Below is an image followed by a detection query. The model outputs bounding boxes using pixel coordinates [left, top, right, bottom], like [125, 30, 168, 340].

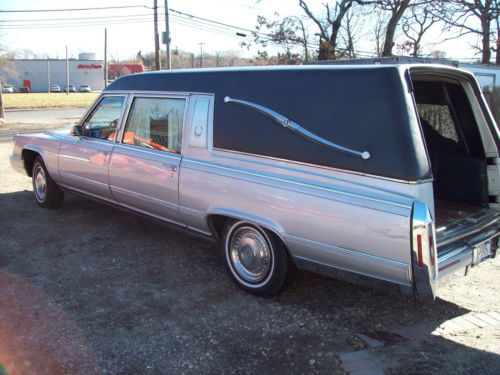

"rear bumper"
[438, 227, 499, 278]
[437, 210, 500, 278]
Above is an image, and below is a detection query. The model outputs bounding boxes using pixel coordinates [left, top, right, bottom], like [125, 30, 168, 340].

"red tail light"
[429, 234, 435, 266]
[417, 234, 423, 269]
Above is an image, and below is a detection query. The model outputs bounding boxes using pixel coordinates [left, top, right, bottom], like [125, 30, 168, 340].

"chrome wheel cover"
[34, 165, 47, 202]
[228, 225, 272, 283]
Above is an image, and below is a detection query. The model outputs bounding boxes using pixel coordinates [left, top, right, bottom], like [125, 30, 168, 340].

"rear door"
[108, 94, 187, 224]
[59, 95, 127, 199]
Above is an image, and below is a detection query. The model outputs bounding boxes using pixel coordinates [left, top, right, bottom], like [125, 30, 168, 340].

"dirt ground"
[0, 117, 499, 374]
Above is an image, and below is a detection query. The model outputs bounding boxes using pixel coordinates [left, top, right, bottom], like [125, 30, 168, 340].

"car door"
[108, 94, 187, 223]
[59, 95, 127, 200]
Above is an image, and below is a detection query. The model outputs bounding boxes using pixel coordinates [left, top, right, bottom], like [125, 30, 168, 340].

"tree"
[0, 44, 16, 120]
[251, 13, 310, 63]
[438, 0, 499, 64]
[400, 4, 440, 56]
[299, 0, 363, 60]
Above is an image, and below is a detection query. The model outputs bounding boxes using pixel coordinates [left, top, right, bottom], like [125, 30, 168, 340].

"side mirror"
[72, 125, 84, 136]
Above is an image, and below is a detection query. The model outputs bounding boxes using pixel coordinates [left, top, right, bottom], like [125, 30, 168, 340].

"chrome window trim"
[117, 93, 189, 155]
[112, 143, 182, 162]
[211, 147, 432, 185]
[104, 89, 208, 97]
[182, 157, 412, 212]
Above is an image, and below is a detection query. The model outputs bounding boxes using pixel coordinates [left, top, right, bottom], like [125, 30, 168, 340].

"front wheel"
[32, 157, 64, 208]
[222, 221, 289, 296]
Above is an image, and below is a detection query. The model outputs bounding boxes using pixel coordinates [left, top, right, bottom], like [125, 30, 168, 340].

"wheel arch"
[21, 146, 44, 177]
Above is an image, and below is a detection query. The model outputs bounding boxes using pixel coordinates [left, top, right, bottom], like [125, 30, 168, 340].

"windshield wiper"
[224, 96, 370, 160]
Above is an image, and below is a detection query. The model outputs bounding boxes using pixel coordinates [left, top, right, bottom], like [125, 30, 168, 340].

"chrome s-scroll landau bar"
[223, 96, 370, 160]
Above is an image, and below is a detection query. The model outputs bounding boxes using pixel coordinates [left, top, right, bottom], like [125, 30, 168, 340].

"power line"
[0, 5, 149, 13]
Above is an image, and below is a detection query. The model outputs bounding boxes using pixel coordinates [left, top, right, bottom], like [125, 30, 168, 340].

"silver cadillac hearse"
[10, 65, 500, 300]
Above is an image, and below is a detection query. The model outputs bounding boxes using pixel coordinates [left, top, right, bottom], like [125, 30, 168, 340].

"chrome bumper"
[437, 225, 499, 278]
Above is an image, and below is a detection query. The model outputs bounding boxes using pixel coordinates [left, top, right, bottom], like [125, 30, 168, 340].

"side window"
[122, 97, 185, 153]
[82, 96, 126, 141]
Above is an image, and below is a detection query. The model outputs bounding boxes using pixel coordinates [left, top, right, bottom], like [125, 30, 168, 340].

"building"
[108, 63, 145, 80]
[8, 53, 105, 92]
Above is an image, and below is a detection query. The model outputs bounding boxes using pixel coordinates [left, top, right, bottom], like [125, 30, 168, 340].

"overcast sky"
[0, 0, 484, 62]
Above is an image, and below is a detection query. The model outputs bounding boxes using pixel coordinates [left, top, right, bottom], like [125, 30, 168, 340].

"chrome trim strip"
[293, 255, 410, 287]
[224, 96, 370, 160]
[285, 234, 408, 268]
[59, 170, 109, 187]
[59, 183, 186, 227]
[112, 143, 182, 161]
[211, 148, 432, 185]
[183, 157, 412, 211]
[110, 185, 179, 211]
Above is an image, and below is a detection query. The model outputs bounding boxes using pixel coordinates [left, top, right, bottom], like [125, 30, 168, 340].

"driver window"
[122, 97, 185, 153]
[82, 96, 126, 141]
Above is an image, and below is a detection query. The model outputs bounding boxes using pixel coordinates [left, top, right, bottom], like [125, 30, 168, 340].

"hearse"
[10, 65, 500, 300]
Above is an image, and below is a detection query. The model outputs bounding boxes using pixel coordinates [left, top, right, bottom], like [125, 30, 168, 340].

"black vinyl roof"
[106, 65, 433, 181]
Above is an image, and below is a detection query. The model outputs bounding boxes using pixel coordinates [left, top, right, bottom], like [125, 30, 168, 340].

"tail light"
[412, 201, 438, 301]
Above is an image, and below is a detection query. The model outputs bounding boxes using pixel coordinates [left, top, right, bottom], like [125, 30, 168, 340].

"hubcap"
[34, 165, 47, 201]
[229, 226, 272, 283]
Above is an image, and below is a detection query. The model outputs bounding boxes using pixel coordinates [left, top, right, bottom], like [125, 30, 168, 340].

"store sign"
[78, 64, 103, 69]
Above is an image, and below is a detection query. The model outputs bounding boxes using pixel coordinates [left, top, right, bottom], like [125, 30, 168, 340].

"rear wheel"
[222, 221, 289, 296]
[32, 157, 64, 208]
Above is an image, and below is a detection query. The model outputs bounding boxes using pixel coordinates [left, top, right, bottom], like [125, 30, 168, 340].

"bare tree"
[340, 3, 369, 58]
[251, 13, 309, 63]
[299, 0, 364, 60]
[438, 0, 499, 64]
[401, 4, 440, 56]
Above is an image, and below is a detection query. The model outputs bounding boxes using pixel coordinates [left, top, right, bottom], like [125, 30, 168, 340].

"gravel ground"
[0, 117, 499, 374]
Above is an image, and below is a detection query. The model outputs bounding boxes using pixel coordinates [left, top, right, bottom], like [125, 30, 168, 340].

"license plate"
[473, 240, 492, 265]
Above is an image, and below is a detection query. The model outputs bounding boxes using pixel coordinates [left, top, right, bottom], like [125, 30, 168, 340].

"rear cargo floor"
[435, 200, 484, 228]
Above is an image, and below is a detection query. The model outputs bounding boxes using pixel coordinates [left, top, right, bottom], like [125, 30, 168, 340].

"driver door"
[59, 95, 127, 200]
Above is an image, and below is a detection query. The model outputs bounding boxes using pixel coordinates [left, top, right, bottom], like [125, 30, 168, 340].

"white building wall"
[10, 59, 104, 92]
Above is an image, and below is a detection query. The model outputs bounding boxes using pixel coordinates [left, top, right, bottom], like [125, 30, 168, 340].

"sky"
[0, 0, 485, 62]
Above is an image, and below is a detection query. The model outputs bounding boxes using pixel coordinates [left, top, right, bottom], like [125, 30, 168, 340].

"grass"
[2, 92, 99, 109]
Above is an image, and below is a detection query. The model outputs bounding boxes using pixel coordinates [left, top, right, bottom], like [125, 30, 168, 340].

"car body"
[50, 85, 61, 93]
[65, 84, 76, 93]
[2, 84, 16, 93]
[10, 65, 500, 300]
[79, 84, 91, 92]
[18, 87, 30, 93]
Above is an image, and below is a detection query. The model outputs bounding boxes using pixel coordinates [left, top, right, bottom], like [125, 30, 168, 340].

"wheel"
[222, 220, 289, 296]
[32, 157, 64, 208]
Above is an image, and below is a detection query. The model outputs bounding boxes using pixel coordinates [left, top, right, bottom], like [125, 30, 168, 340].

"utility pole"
[47, 58, 51, 93]
[216, 53, 220, 67]
[65, 45, 69, 95]
[153, 0, 161, 70]
[104, 28, 108, 88]
[199, 43, 204, 68]
[191, 53, 194, 68]
[164, 0, 171, 70]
